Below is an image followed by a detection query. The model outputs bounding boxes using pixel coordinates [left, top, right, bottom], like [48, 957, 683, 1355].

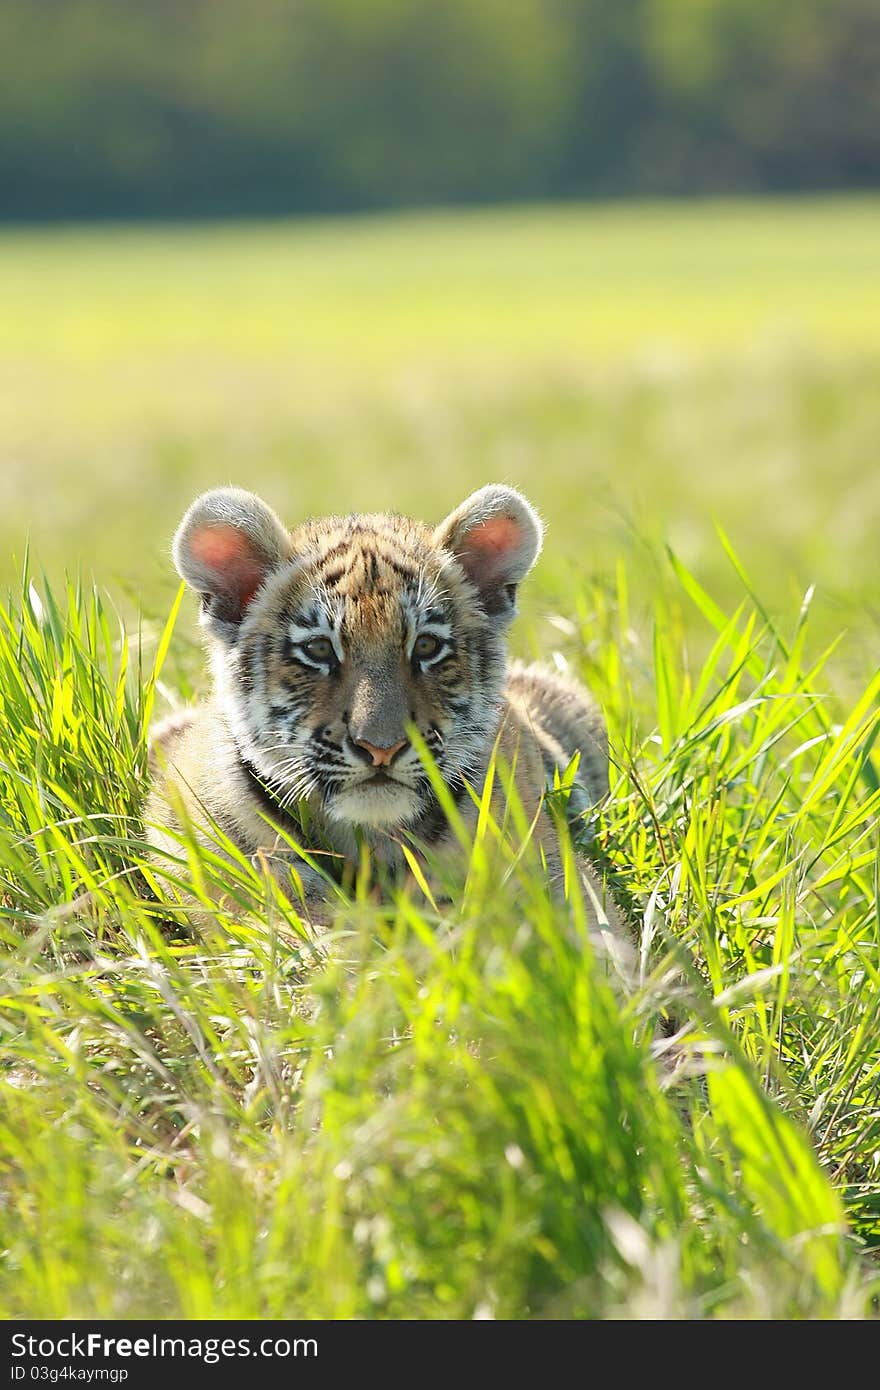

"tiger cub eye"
[303, 636, 335, 662]
[414, 633, 442, 660]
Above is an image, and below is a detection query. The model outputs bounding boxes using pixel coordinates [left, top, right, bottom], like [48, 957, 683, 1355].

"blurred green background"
[3, 0, 878, 216]
[1, 0, 879, 679]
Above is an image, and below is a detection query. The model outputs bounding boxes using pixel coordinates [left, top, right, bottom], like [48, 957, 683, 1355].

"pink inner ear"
[465, 514, 522, 558]
[190, 524, 265, 605]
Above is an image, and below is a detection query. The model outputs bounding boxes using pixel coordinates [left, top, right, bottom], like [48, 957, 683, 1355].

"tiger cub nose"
[353, 737, 408, 768]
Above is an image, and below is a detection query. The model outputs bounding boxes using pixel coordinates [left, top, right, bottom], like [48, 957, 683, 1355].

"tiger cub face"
[173, 485, 543, 834]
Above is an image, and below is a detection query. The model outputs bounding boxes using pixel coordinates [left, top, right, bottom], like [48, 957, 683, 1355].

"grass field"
[3, 197, 880, 657]
[2, 197, 880, 1317]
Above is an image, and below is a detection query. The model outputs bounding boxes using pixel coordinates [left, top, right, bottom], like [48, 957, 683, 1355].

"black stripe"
[410, 774, 468, 845]
[236, 753, 348, 887]
[318, 563, 348, 588]
[238, 755, 305, 834]
[382, 555, 420, 582]
[318, 538, 353, 564]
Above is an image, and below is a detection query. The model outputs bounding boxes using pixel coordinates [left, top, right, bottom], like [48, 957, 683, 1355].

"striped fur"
[145, 486, 631, 971]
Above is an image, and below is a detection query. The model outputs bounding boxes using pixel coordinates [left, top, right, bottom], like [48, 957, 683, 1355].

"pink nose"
[355, 737, 407, 768]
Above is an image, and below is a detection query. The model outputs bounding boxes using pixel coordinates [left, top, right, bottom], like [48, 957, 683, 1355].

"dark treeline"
[2, 0, 878, 221]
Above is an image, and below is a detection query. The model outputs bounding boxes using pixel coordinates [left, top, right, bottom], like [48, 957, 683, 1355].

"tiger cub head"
[172, 485, 543, 834]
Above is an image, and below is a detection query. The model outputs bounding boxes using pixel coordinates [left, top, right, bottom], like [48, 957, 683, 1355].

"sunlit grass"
[0, 548, 877, 1318]
[5, 199, 880, 358]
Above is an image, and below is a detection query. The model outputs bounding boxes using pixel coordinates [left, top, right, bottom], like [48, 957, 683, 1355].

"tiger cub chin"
[145, 483, 630, 969]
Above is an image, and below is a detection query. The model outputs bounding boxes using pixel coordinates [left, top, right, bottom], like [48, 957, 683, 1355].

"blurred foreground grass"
[1, 556, 877, 1317]
[2, 196, 879, 682]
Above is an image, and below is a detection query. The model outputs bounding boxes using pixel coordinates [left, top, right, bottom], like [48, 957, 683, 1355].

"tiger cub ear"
[173, 488, 291, 637]
[434, 484, 543, 622]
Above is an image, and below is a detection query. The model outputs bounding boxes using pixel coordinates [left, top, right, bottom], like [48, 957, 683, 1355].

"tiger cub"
[146, 484, 630, 968]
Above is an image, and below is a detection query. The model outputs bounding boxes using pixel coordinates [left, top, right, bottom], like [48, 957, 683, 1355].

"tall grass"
[0, 545, 876, 1318]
